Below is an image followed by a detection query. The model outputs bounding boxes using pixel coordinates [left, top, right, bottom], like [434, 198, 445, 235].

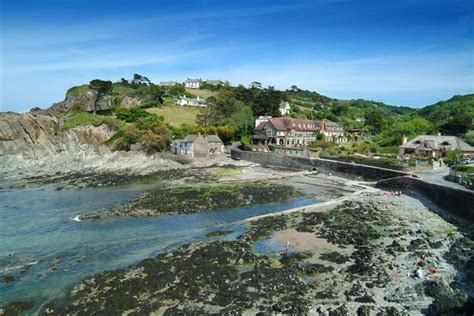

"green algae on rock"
[82, 181, 301, 219]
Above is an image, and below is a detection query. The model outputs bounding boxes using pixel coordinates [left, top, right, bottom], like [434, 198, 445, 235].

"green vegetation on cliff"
[55, 75, 474, 154]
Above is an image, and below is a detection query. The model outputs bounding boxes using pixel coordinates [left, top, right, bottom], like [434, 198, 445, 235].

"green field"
[185, 88, 217, 98]
[147, 106, 200, 127]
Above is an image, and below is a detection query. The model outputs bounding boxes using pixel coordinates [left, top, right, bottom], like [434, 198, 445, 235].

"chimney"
[402, 135, 407, 145]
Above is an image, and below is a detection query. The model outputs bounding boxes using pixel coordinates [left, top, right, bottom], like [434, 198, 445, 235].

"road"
[414, 167, 471, 191]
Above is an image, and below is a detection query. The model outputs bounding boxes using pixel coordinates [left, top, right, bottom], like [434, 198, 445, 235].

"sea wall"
[231, 148, 474, 222]
[376, 176, 474, 222]
[231, 148, 408, 181]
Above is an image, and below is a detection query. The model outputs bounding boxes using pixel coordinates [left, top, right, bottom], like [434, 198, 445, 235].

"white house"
[323, 121, 346, 143]
[255, 115, 273, 128]
[279, 101, 291, 116]
[177, 96, 207, 107]
[184, 78, 202, 89]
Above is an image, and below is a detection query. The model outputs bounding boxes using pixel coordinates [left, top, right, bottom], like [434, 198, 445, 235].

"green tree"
[89, 79, 113, 115]
[464, 130, 474, 146]
[364, 109, 387, 133]
[444, 149, 462, 165]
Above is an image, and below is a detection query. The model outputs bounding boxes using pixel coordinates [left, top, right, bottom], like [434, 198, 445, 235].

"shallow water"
[0, 180, 319, 310]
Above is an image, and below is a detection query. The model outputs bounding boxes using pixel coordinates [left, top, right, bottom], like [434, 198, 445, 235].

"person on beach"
[408, 265, 425, 279]
[415, 266, 424, 278]
[417, 251, 427, 266]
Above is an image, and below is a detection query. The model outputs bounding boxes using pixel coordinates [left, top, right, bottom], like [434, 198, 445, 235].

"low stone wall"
[376, 176, 474, 222]
[231, 148, 408, 181]
[232, 148, 474, 222]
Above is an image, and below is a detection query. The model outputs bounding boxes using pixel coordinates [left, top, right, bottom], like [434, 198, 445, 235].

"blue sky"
[1, 0, 473, 112]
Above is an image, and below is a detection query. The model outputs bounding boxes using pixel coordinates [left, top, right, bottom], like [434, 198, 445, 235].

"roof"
[279, 101, 290, 109]
[206, 80, 225, 85]
[205, 134, 222, 143]
[324, 121, 342, 128]
[183, 135, 198, 142]
[184, 78, 202, 83]
[255, 118, 323, 132]
[400, 135, 474, 152]
[181, 134, 222, 143]
[178, 96, 206, 103]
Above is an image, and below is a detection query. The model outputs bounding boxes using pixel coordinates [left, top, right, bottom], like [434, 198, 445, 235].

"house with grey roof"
[399, 135, 474, 158]
[323, 121, 346, 143]
[171, 133, 224, 158]
[159, 81, 179, 86]
[205, 79, 228, 86]
[279, 101, 291, 116]
[184, 78, 202, 89]
[177, 96, 207, 107]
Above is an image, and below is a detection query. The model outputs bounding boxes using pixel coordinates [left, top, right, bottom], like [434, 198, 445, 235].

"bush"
[116, 108, 150, 122]
[444, 149, 462, 165]
[240, 135, 250, 145]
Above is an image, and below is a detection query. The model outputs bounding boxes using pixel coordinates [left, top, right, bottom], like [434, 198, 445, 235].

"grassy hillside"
[418, 94, 474, 135]
[146, 106, 200, 127]
[185, 88, 217, 98]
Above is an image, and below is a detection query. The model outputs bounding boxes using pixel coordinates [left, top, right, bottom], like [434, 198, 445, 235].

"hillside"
[13, 75, 472, 153]
[418, 94, 474, 136]
[146, 106, 199, 127]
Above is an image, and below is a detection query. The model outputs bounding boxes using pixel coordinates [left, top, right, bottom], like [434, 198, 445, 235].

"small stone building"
[171, 133, 224, 158]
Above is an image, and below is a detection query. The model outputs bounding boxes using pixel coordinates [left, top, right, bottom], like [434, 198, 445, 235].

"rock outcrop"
[49, 85, 114, 114]
[0, 112, 112, 159]
[0, 111, 119, 177]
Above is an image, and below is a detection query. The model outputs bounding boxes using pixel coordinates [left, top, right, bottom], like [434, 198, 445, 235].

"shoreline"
[1, 166, 473, 315]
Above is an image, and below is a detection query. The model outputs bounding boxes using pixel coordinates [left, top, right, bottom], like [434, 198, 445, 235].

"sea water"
[0, 180, 318, 310]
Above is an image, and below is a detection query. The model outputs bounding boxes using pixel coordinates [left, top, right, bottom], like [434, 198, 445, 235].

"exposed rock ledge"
[0, 111, 183, 179]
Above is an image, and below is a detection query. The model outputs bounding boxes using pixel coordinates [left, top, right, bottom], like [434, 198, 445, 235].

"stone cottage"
[399, 135, 474, 158]
[171, 133, 224, 158]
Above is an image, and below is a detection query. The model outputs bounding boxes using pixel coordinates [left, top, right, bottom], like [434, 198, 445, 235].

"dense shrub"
[116, 108, 150, 122]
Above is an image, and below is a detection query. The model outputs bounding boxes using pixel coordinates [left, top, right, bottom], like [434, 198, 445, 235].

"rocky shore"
[81, 181, 301, 219]
[20, 192, 472, 315]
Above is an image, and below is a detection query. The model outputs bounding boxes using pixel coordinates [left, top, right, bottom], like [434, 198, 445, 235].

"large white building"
[251, 118, 345, 150]
[184, 78, 202, 89]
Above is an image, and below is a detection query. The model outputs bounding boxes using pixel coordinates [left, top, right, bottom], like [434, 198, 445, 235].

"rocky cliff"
[0, 111, 116, 177]
[49, 85, 114, 114]
[0, 111, 111, 158]
[0, 110, 185, 179]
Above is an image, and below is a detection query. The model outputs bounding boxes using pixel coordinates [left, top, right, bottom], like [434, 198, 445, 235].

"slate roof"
[255, 118, 323, 132]
[279, 101, 290, 109]
[205, 135, 223, 143]
[184, 78, 202, 83]
[180, 134, 222, 144]
[324, 121, 342, 128]
[400, 135, 474, 152]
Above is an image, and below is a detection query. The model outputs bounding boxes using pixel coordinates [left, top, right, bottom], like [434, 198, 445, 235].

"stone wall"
[231, 148, 473, 222]
[376, 176, 474, 222]
[231, 148, 408, 181]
